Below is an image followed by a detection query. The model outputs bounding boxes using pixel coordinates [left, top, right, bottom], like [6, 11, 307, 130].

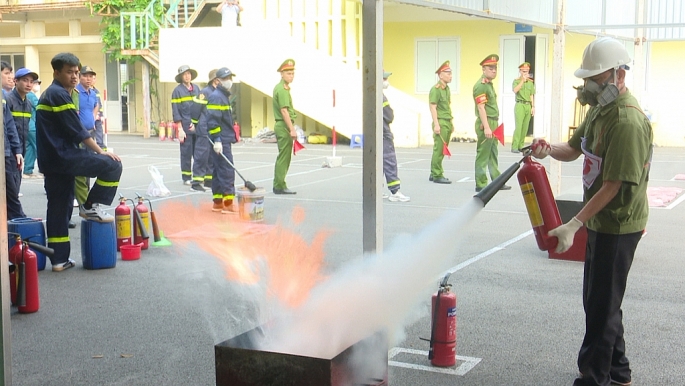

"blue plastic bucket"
[81, 219, 117, 270]
[8, 218, 47, 271]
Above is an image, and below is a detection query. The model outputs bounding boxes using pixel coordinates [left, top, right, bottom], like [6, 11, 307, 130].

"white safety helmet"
[574, 37, 632, 79]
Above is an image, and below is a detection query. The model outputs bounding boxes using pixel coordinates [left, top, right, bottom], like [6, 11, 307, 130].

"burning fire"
[157, 201, 329, 307]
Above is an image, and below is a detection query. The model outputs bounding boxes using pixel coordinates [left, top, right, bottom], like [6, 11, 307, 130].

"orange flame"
[157, 201, 329, 308]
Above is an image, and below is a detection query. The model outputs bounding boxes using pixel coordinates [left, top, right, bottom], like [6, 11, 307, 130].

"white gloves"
[213, 141, 223, 154]
[548, 217, 583, 254]
[531, 138, 551, 159]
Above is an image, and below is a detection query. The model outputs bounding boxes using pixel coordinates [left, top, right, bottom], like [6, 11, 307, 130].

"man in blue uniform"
[6, 68, 37, 206]
[171, 65, 200, 185]
[36, 53, 122, 272]
[2, 87, 25, 220]
[381, 71, 409, 202]
[189, 69, 219, 192]
[206, 67, 238, 213]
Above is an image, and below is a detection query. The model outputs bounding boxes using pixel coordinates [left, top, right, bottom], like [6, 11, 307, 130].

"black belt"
[516, 100, 531, 105]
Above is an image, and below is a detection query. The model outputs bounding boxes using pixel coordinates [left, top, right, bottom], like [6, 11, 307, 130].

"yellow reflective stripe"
[94, 179, 119, 188]
[171, 96, 194, 103]
[388, 180, 400, 187]
[191, 119, 198, 124]
[37, 103, 76, 112]
[383, 101, 389, 107]
[206, 104, 230, 111]
[47, 236, 70, 243]
[192, 176, 203, 182]
[192, 97, 208, 105]
[181, 171, 192, 176]
[223, 194, 235, 200]
[213, 194, 223, 200]
[204, 175, 212, 180]
[208, 127, 221, 135]
[11, 111, 32, 118]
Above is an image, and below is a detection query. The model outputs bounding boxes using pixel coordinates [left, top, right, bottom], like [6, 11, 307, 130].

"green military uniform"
[512, 62, 536, 151]
[428, 61, 453, 182]
[473, 54, 502, 190]
[272, 59, 297, 192]
[72, 88, 89, 205]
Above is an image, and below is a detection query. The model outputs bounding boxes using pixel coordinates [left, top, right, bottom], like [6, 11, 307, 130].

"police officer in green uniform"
[531, 37, 653, 386]
[473, 54, 510, 192]
[272, 59, 297, 194]
[512, 62, 535, 152]
[428, 60, 453, 184]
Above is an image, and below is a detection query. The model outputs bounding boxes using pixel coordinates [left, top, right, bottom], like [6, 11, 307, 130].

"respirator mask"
[221, 79, 233, 90]
[576, 69, 619, 107]
[382, 80, 389, 90]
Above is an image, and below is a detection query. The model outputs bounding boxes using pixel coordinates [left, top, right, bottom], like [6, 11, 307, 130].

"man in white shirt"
[216, 0, 243, 27]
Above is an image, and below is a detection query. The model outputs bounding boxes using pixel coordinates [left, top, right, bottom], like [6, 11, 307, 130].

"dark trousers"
[6, 156, 25, 220]
[192, 134, 213, 185]
[211, 142, 235, 201]
[44, 151, 122, 265]
[94, 119, 105, 148]
[180, 127, 196, 181]
[574, 230, 642, 386]
[383, 135, 400, 194]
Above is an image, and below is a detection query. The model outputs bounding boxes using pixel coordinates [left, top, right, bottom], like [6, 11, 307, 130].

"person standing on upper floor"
[272, 59, 297, 195]
[216, 0, 243, 27]
[1, 61, 14, 93]
[24, 79, 41, 178]
[428, 61, 454, 185]
[207, 67, 238, 214]
[171, 65, 201, 186]
[189, 69, 220, 192]
[2, 83, 25, 220]
[531, 37, 653, 386]
[36, 52, 122, 272]
[511, 62, 536, 153]
[473, 54, 510, 193]
[381, 70, 410, 202]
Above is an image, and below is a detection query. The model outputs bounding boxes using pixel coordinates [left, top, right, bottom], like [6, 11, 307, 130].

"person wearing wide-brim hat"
[512, 61, 536, 153]
[171, 64, 200, 185]
[473, 54, 510, 192]
[188, 68, 221, 193]
[428, 60, 454, 184]
[272, 59, 297, 195]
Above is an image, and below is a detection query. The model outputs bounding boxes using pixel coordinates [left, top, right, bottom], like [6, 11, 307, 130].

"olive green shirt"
[273, 80, 297, 122]
[473, 75, 498, 118]
[512, 78, 535, 102]
[569, 90, 653, 234]
[428, 82, 452, 120]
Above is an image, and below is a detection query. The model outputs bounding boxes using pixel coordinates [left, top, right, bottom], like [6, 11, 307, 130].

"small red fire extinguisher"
[115, 195, 132, 251]
[233, 122, 241, 142]
[428, 273, 457, 367]
[517, 155, 562, 251]
[158, 121, 166, 141]
[8, 234, 52, 314]
[167, 121, 175, 140]
[132, 193, 150, 250]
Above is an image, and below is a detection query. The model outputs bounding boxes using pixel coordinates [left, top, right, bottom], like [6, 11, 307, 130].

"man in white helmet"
[531, 37, 653, 386]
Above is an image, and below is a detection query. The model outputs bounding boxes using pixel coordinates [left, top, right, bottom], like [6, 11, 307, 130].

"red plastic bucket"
[120, 243, 141, 261]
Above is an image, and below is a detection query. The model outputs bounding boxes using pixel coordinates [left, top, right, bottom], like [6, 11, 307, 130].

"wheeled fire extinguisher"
[158, 121, 167, 141]
[132, 193, 150, 250]
[233, 122, 241, 142]
[516, 155, 562, 251]
[8, 234, 53, 314]
[428, 273, 457, 367]
[115, 195, 132, 251]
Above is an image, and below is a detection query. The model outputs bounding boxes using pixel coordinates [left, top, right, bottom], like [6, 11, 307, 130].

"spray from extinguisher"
[427, 273, 457, 367]
[115, 194, 132, 251]
[132, 193, 150, 250]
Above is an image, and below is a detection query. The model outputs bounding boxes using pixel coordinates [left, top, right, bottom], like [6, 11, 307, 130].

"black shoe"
[475, 187, 483, 192]
[500, 185, 512, 191]
[190, 183, 206, 192]
[273, 188, 297, 195]
[428, 175, 434, 182]
[68, 220, 76, 229]
[433, 177, 452, 184]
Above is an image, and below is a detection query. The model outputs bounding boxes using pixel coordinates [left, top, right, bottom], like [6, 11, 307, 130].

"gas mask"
[221, 79, 233, 90]
[382, 80, 389, 90]
[576, 69, 619, 107]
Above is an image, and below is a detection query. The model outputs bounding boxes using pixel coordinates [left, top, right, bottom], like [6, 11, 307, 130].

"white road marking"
[443, 230, 533, 276]
[388, 347, 482, 376]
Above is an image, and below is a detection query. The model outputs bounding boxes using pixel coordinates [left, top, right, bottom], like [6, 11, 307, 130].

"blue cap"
[216, 67, 235, 79]
[14, 68, 38, 81]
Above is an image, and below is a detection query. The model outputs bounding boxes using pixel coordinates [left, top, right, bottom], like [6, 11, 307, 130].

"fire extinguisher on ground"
[132, 193, 150, 250]
[115, 195, 132, 251]
[158, 121, 166, 141]
[233, 122, 241, 142]
[516, 154, 562, 251]
[167, 121, 175, 140]
[428, 273, 457, 367]
[8, 234, 54, 314]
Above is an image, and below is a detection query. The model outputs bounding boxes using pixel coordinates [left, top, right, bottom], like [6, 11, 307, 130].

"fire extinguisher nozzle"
[474, 159, 524, 206]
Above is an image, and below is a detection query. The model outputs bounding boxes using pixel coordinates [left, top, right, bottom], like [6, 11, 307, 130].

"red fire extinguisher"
[158, 121, 166, 141]
[517, 155, 562, 251]
[8, 234, 50, 314]
[428, 273, 457, 367]
[167, 121, 175, 140]
[233, 122, 241, 142]
[132, 194, 150, 250]
[115, 195, 132, 251]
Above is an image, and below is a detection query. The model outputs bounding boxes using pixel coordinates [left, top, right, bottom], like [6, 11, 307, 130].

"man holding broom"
[428, 60, 453, 184]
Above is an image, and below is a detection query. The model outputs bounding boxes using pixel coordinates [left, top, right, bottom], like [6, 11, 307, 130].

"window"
[415, 38, 460, 94]
[0, 54, 25, 71]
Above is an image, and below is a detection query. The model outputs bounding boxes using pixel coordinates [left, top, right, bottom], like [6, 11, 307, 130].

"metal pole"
[361, 0, 383, 255]
[1, 93, 13, 385]
[549, 0, 566, 195]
